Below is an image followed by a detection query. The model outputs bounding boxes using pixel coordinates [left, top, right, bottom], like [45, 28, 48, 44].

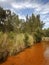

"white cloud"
[11, 1, 49, 15]
[0, 0, 49, 28]
[0, 0, 6, 2]
[19, 15, 26, 20]
[11, 1, 49, 24]
[10, 8, 26, 20]
[0, 0, 49, 15]
[39, 3, 49, 14]
[11, 2, 41, 9]
[44, 17, 49, 22]
[11, 3, 24, 9]
[44, 22, 49, 28]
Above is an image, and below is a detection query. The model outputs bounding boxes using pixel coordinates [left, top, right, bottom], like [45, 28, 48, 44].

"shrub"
[28, 35, 34, 46]
[16, 33, 25, 52]
[24, 33, 34, 47]
[8, 33, 25, 55]
[0, 32, 34, 56]
[24, 33, 29, 47]
[0, 32, 3, 47]
[8, 32, 15, 39]
[33, 27, 42, 43]
[0, 50, 9, 63]
[6, 32, 16, 56]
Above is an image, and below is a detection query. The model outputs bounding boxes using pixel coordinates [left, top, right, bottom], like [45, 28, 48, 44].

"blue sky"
[0, 0, 49, 28]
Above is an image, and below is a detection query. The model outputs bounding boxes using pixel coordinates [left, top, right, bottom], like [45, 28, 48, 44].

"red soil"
[0, 43, 49, 65]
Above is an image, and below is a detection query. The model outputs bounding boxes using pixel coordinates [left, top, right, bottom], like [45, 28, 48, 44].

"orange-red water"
[0, 42, 49, 65]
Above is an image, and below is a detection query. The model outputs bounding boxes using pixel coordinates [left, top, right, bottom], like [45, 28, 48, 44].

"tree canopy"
[0, 7, 46, 42]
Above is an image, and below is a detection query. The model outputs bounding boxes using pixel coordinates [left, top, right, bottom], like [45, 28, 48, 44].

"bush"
[8, 33, 25, 55]
[33, 27, 42, 43]
[6, 32, 16, 56]
[16, 33, 25, 52]
[8, 32, 16, 39]
[24, 33, 29, 47]
[24, 33, 34, 47]
[0, 32, 3, 47]
[0, 50, 9, 63]
[0, 32, 34, 56]
[28, 35, 34, 46]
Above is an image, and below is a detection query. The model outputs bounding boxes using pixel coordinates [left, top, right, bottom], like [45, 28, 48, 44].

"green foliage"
[0, 7, 45, 58]
[16, 33, 25, 50]
[24, 33, 30, 47]
[0, 32, 3, 48]
[0, 7, 44, 34]
[33, 27, 43, 43]
[24, 33, 34, 47]
[43, 28, 49, 37]
[8, 32, 15, 39]
[0, 7, 6, 19]
[28, 35, 34, 46]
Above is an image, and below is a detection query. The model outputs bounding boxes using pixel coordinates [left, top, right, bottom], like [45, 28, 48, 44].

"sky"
[0, 0, 49, 28]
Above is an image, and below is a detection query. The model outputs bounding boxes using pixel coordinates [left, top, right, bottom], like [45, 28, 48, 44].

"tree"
[11, 13, 21, 32]
[33, 27, 43, 43]
[43, 28, 49, 37]
[0, 7, 12, 32]
[0, 7, 6, 32]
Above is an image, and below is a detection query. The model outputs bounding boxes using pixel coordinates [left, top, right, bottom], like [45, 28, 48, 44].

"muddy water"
[0, 42, 49, 65]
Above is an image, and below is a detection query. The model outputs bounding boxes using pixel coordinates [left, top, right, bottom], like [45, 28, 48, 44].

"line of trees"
[1, 7, 49, 41]
[0, 7, 45, 42]
[0, 7, 49, 42]
[0, 7, 49, 62]
[0, 7, 44, 32]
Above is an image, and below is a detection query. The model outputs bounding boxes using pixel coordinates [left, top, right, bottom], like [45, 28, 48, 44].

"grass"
[0, 32, 34, 56]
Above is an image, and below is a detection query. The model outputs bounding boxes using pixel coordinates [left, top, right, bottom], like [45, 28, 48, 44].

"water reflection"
[44, 42, 49, 59]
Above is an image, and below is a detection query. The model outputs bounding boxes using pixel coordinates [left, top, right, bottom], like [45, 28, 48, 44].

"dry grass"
[0, 32, 34, 56]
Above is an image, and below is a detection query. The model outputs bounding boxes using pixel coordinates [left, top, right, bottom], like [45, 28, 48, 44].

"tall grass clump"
[0, 32, 8, 50]
[15, 33, 25, 52]
[24, 33, 34, 47]
[0, 32, 34, 56]
[24, 33, 29, 47]
[28, 35, 34, 46]
[0, 32, 3, 48]
[0, 32, 9, 63]
[6, 32, 16, 55]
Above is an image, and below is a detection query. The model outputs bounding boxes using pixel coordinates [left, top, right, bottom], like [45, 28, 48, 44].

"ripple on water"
[44, 47, 49, 60]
